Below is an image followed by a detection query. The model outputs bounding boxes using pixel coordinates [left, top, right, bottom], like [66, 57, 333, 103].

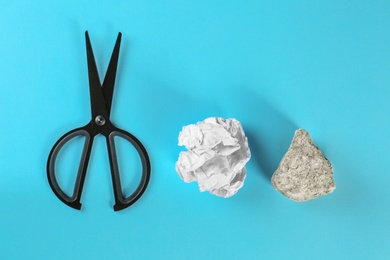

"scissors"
[47, 31, 151, 211]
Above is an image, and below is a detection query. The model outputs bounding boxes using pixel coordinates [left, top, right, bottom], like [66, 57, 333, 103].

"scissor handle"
[106, 128, 151, 211]
[47, 125, 150, 211]
[47, 127, 93, 210]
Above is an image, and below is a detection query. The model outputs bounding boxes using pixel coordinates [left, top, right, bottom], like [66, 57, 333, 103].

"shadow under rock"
[236, 89, 298, 181]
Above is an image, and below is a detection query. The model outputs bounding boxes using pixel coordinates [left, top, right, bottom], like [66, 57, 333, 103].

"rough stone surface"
[271, 129, 335, 202]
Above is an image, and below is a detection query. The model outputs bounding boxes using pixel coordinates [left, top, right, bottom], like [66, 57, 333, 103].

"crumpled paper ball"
[175, 117, 251, 198]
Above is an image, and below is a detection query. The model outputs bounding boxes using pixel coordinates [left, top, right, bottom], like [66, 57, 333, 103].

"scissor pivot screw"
[95, 115, 106, 126]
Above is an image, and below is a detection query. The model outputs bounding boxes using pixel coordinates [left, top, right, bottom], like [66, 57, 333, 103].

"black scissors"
[47, 31, 151, 211]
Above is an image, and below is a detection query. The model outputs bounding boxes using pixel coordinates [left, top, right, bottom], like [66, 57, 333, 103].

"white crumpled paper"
[175, 117, 251, 198]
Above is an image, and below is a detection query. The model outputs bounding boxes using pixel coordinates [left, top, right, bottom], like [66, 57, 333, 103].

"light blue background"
[1, 1, 389, 259]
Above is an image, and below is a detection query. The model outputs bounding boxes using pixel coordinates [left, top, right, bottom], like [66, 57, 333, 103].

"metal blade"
[102, 32, 122, 117]
[85, 31, 109, 120]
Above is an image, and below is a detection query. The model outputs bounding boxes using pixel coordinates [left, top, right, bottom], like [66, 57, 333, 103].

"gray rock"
[271, 129, 335, 202]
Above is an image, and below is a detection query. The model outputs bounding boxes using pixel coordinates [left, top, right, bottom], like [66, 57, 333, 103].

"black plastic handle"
[47, 128, 92, 210]
[107, 129, 151, 211]
[47, 126, 150, 211]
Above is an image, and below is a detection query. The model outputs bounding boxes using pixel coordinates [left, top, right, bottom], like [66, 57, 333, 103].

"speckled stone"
[271, 129, 335, 202]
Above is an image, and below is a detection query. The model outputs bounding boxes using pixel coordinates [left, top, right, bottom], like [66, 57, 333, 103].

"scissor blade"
[102, 32, 122, 117]
[85, 31, 108, 119]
